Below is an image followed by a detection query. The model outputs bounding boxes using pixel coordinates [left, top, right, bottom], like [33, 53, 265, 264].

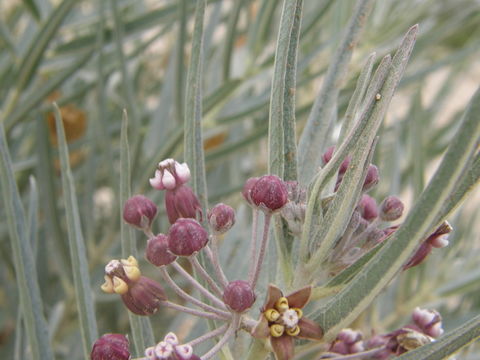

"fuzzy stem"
[187, 323, 229, 346]
[247, 209, 259, 280]
[189, 255, 224, 297]
[249, 213, 272, 289]
[316, 347, 385, 360]
[159, 300, 227, 321]
[143, 228, 154, 239]
[171, 261, 227, 310]
[200, 314, 240, 360]
[205, 242, 229, 288]
[159, 267, 231, 318]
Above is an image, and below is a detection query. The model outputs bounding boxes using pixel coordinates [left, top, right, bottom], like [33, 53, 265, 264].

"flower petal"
[286, 285, 312, 309]
[297, 318, 323, 340]
[251, 317, 270, 339]
[263, 284, 283, 311]
[271, 335, 294, 360]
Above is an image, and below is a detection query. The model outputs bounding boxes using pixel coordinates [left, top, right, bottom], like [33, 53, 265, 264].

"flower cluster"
[93, 157, 449, 360]
[322, 307, 444, 359]
[101, 256, 167, 315]
[144, 333, 199, 360]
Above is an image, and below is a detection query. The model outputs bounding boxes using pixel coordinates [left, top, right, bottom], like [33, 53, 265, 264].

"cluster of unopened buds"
[321, 307, 444, 359]
[92, 158, 449, 360]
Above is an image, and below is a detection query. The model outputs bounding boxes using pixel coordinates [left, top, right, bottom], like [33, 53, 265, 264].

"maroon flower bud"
[121, 276, 167, 316]
[330, 329, 364, 355]
[322, 146, 351, 174]
[242, 177, 259, 206]
[223, 280, 256, 312]
[250, 175, 288, 212]
[146, 234, 177, 266]
[357, 194, 378, 221]
[164, 185, 202, 224]
[123, 195, 157, 230]
[91, 334, 130, 360]
[379, 196, 404, 221]
[168, 218, 208, 256]
[403, 242, 432, 270]
[322, 146, 335, 165]
[362, 165, 379, 191]
[208, 203, 235, 234]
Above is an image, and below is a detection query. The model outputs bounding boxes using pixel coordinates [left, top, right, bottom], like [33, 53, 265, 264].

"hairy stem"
[171, 261, 227, 310]
[249, 213, 272, 289]
[189, 255, 224, 297]
[187, 324, 229, 346]
[159, 267, 230, 318]
[159, 300, 228, 321]
[248, 209, 260, 280]
[200, 314, 240, 360]
[205, 242, 229, 288]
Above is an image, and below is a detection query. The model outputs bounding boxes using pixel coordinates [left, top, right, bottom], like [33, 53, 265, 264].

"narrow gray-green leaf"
[22, 0, 42, 21]
[175, 0, 187, 124]
[268, 0, 297, 177]
[396, 314, 480, 360]
[111, 0, 140, 150]
[6, 50, 93, 131]
[306, 137, 378, 277]
[297, 0, 374, 184]
[15, 0, 76, 92]
[297, 54, 391, 264]
[53, 103, 98, 357]
[222, 0, 243, 81]
[338, 52, 376, 143]
[184, 0, 208, 214]
[314, 83, 480, 339]
[283, 0, 303, 182]
[120, 111, 155, 354]
[27, 176, 39, 256]
[0, 122, 54, 360]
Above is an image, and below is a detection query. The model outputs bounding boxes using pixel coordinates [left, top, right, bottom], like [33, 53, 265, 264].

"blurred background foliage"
[0, 0, 479, 358]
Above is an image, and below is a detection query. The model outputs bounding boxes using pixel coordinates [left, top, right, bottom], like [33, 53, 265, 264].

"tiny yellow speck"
[375, 93, 381, 100]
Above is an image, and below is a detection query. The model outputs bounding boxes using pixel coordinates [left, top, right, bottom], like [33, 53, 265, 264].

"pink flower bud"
[362, 165, 379, 191]
[146, 234, 177, 266]
[91, 334, 130, 360]
[123, 195, 157, 230]
[208, 203, 235, 234]
[242, 177, 259, 206]
[223, 280, 256, 312]
[167, 218, 208, 256]
[412, 308, 443, 338]
[379, 196, 404, 221]
[150, 159, 191, 191]
[357, 194, 378, 221]
[121, 276, 167, 316]
[250, 175, 288, 212]
[164, 185, 202, 224]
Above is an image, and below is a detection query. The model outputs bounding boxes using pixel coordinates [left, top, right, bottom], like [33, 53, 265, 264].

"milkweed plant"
[0, 0, 479, 360]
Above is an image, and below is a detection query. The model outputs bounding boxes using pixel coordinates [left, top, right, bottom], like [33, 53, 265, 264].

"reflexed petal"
[264, 284, 283, 310]
[251, 317, 270, 339]
[297, 318, 323, 340]
[271, 335, 294, 360]
[286, 286, 312, 309]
